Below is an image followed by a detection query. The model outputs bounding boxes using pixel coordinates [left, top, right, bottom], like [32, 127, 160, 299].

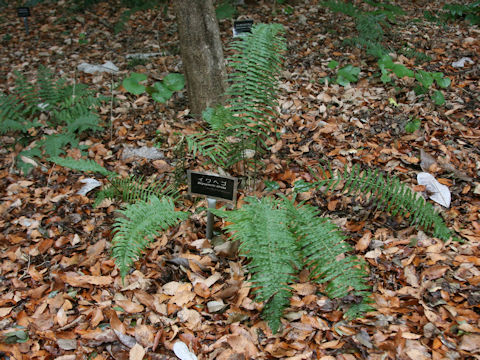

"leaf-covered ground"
[0, 1, 479, 359]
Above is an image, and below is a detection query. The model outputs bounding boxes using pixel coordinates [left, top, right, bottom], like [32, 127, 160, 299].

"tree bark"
[173, 0, 226, 117]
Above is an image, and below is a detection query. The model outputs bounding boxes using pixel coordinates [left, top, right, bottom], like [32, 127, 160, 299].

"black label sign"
[188, 171, 238, 203]
[17, 7, 31, 17]
[233, 19, 253, 37]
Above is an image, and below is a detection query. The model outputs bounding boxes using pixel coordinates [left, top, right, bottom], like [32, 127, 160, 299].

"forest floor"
[0, 0, 479, 359]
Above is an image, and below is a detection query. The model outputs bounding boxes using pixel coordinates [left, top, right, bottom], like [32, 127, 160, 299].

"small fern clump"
[112, 195, 188, 279]
[50, 156, 186, 279]
[50, 157, 177, 206]
[0, 67, 104, 173]
[94, 175, 178, 207]
[215, 197, 371, 333]
[310, 163, 454, 241]
[187, 23, 286, 171]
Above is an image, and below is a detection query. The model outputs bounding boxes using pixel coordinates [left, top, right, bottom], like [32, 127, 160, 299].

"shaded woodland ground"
[0, 0, 479, 359]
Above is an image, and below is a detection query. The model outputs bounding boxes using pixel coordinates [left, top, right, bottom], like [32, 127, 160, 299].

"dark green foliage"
[443, 1, 480, 24]
[187, 24, 286, 171]
[227, 23, 286, 147]
[321, 0, 407, 57]
[399, 46, 432, 64]
[50, 156, 115, 177]
[216, 0, 237, 20]
[286, 201, 372, 319]
[95, 175, 179, 206]
[215, 197, 371, 333]
[0, 67, 104, 173]
[112, 196, 188, 279]
[311, 163, 454, 241]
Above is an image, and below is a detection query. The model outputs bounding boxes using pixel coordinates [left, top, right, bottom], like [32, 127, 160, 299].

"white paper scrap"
[77, 178, 102, 196]
[417, 172, 451, 208]
[452, 57, 474, 68]
[173, 341, 198, 360]
[77, 61, 119, 74]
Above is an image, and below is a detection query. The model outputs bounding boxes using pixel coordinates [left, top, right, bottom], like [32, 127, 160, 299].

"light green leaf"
[151, 82, 173, 103]
[163, 73, 185, 92]
[377, 55, 394, 68]
[327, 60, 339, 69]
[392, 64, 414, 78]
[336, 65, 360, 86]
[380, 72, 392, 83]
[432, 90, 445, 105]
[122, 73, 147, 95]
[415, 70, 434, 88]
[405, 118, 421, 133]
[436, 77, 451, 88]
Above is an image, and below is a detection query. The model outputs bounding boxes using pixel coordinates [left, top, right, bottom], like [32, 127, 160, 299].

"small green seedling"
[122, 72, 185, 103]
[336, 64, 360, 86]
[405, 117, 421, 133]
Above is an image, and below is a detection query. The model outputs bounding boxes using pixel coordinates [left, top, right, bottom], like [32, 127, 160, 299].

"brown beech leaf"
[177, 308, 202, 331]
[226, 334, 258, 358]
[459, 334, 480, 352]
[129, 343, 146, 360]
[61, 272, 113, 287]
[355, 230, 372, 251]
[116, 299, 144, 313]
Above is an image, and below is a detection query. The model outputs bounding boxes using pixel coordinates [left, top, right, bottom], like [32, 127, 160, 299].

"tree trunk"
[173, 0, 226, 117]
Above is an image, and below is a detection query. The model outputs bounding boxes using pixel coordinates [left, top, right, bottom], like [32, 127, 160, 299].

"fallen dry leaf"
[129, 343, 146, 360]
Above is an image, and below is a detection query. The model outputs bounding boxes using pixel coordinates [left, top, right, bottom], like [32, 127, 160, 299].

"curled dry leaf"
[129, 343, 146, 360]
[417, 172, 451, 208]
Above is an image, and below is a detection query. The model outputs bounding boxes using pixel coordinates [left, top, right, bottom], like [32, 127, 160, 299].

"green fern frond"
[228, 23, 285, 135]
[112, 195, 188, 279]
[288, 202, 371, 300]
[1, 67, 104, 172]
[188, 23, 286, 172]
[217, 197, 300, 333]
[37, 66, 63, 108]
[186, 132, 231, 168]
[215, 196, 371, 333]
[100, 175, 179, 204]
[39, 133, 78, 157]
[312, 163, 454, 241]
[13, 71, 38, 111]
[50, 156, 115, 177]
[65, 114, 103, 134]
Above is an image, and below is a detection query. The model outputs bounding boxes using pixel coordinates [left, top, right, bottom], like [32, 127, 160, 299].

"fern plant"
[50, 156, 185, 278]
[94, 175, 178, 207]
[187, 23, 286, 172]
[112, 195, 188, 279]
[308, 162, 454, 241]
[214, 196, 371, 333]
[50, 156, 178, 206]
[0, 66, 104, 173]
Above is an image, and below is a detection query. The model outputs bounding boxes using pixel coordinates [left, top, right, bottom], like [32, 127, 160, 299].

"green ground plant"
[0, 66, 105, 173]
[50, 156, 182, 279]
[187, 23, 286, 173]
[425, 1, 480, 25]
[51, 156, 456, 333]
[304, 162, 454, 241]
[122, 72, 185, 103]
[214, 196, 372, 333]
[321, 1, 450, 105]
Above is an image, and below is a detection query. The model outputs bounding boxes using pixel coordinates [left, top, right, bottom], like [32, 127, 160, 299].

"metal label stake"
[206, 198, 217, 240]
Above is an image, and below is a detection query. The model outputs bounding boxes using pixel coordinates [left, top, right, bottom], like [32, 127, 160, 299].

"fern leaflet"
[112, 196, 188, 279]
[311, 163, 454, 241]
